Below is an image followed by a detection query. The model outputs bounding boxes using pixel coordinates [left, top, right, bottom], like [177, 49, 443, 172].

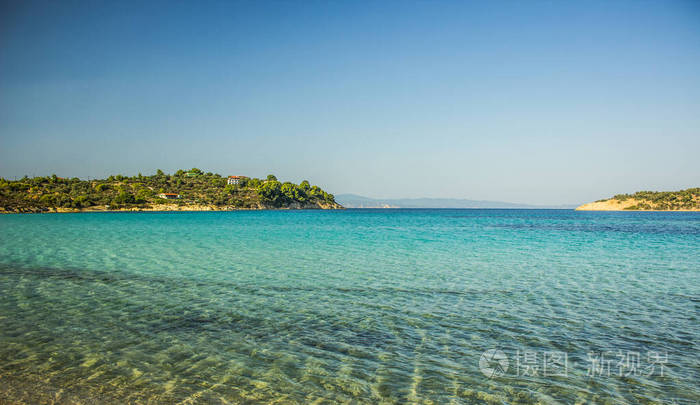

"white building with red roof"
[227, 176, 248, 185]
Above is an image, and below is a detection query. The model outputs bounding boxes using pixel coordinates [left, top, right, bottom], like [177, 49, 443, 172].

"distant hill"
[576, 188, 700, 211]
[0, 169, 342, 213]
[335, 194, 576, 209]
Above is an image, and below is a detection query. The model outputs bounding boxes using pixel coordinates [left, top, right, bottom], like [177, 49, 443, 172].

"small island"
[576, 188, 700, 211]
[0, 169, 343, 213]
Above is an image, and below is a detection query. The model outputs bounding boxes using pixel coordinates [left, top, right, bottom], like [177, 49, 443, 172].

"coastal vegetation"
[576, 188, 700, 211]
[0, 169, 341, 213]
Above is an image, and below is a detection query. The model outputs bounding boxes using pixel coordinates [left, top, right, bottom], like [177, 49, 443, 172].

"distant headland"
[576, 188, 700, 211]
[335, 194, 577, 209]
[0, 169, 342, 213]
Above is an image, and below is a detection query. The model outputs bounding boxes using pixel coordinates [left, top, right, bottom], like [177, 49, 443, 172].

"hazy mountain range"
[335, 194, 578, 209]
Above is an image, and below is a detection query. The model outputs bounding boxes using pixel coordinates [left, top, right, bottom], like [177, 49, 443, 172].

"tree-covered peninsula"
[576, 188, 700, 211]
[0, 169, 342, 213]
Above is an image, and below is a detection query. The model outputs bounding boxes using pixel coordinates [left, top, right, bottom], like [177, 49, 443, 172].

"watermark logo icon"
[479, 349, 509, 378]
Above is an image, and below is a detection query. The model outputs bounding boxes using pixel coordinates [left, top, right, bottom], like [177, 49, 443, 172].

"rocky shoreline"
[0, 201, 343, 214]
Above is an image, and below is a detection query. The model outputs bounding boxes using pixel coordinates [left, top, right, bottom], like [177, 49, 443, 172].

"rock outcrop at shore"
[0, 201, 343, 214]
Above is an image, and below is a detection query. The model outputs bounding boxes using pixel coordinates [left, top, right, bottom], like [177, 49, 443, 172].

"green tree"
[281, 182, 296, 202]
[39, 194, 56, 206]
[248, 178, 261, 188]
[259, 180, 283, 206]
[73, 195, 92, 208]
[113, 190, 136, 204]
[135, 188, 152, 203]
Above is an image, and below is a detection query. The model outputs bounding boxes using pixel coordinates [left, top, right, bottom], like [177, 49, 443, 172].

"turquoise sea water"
[0, 209, 698, 404]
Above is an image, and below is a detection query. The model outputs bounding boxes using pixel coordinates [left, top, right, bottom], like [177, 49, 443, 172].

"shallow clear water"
[0, 209, 698, 404]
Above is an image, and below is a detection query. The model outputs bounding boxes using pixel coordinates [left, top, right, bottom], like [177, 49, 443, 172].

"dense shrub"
[0, 170, 338, 211]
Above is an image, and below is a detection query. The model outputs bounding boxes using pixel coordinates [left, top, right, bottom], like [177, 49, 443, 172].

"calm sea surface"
[0, 209, 698, 404]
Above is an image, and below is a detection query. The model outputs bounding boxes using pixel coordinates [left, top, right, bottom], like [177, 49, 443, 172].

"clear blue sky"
[1, 0, 699, 205]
